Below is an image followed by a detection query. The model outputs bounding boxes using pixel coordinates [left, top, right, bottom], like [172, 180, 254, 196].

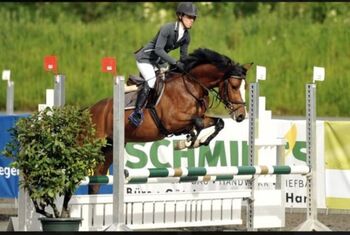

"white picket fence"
[70, 189, 284, 231]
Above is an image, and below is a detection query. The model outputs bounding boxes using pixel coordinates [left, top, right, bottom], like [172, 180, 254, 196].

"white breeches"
[136, 61, 157, 88]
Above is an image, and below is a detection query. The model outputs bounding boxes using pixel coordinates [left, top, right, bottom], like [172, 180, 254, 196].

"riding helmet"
[176, 2, 198, 17]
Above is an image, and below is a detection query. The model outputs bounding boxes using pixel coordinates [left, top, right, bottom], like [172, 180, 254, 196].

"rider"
[128, 2, 198, 127]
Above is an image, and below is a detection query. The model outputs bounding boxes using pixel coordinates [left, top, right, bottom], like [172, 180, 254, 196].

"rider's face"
[181, 14, 196, 29]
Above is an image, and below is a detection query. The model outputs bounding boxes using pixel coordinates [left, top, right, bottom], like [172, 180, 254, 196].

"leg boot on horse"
[128, 83, 151, 127]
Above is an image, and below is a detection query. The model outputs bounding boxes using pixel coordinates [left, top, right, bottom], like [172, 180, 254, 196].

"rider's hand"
[176, 61, 185, 72]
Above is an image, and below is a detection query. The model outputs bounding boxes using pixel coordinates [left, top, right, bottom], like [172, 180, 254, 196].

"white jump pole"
[112, 75, 126, 230]
[295, 67, 330, 231]
[2, 70, 14, 114]
[53, 74, 65, 107]
[102, 57, 127, 230]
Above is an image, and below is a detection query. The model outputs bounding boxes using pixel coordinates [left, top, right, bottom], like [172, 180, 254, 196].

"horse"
[88, 48, 253, 194]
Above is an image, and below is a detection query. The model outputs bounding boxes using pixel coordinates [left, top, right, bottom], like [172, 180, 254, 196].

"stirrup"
[128, 110, 144, 127]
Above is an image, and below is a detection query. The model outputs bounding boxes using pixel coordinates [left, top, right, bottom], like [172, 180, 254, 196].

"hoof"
[173, 140, 201, 150]
[191, 139, 201, 148]
[173, 140, 188, 150]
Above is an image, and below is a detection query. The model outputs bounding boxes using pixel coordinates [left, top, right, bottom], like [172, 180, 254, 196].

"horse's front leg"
[198, 116, 224, 146]
[174, 116, 223, 150]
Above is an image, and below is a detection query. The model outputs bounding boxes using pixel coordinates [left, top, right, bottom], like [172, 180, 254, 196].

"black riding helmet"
[176, 2, 198, 18]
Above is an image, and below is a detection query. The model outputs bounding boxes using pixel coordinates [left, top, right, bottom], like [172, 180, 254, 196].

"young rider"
[128, 2, 198, 127]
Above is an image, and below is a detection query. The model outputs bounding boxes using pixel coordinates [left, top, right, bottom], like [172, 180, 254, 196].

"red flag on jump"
[101, 57, 117, 75]
[44, 55, 58, 74]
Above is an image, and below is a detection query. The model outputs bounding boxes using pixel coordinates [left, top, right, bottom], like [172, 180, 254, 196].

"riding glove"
[176, 61, 185, 71]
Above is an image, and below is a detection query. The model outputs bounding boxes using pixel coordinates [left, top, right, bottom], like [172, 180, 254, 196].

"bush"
[2, 106, 106, 218]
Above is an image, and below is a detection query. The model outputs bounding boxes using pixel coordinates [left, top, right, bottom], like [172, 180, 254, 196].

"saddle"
[124, 70, 167, 110]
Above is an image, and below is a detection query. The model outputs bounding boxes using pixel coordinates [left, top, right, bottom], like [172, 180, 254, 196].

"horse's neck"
[164, 71, 181, 82]
[186, 65, 221, 89]
[163, 73, 209, 101]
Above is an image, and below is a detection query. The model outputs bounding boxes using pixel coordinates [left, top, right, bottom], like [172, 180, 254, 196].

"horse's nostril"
[236, 114, 245, 122]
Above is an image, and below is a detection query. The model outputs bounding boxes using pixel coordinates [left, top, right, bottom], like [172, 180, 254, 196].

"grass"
[0, 3, 349, 117]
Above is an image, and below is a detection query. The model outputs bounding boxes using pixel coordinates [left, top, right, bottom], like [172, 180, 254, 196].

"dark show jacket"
[134, 21, 190, 66]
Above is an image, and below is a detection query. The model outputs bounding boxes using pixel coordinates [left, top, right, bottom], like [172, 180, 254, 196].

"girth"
[148, 107, 190, 137]
[148, 107, 171, 137]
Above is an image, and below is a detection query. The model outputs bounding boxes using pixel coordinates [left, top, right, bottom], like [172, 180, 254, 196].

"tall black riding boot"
[128, 83, 151, 127]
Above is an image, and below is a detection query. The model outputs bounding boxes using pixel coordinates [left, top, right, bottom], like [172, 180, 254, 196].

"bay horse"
[88, 48, 252, 194]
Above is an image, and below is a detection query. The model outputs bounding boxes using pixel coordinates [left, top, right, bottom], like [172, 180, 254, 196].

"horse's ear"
[242, 62, 254, 71]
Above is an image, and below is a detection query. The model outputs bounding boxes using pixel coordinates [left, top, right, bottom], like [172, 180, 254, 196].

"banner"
[2, 115, 349, 210]
[324, 121, 350, 209]
[0, 114, 29, 198]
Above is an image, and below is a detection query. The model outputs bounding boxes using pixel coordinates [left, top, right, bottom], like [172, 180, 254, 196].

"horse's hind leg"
[88, 146, 113, 194]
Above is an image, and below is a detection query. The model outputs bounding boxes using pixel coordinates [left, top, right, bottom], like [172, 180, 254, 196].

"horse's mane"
[181, 48, 237, 71]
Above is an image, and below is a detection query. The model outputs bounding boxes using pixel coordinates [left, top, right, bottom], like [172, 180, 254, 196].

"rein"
[182, 75, 209, 110]
[180, 70, 246, 112]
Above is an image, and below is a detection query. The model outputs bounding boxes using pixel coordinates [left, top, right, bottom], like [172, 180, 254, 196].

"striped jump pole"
[124, 165, 310, 179]
[80, 165, 310, 185]
[80, 174, 253, 185]
[125, 165, 309, 184]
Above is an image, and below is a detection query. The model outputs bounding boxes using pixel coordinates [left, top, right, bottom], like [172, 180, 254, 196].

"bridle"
[221, 74, 247, 114]
[180, 68, 247, 114]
